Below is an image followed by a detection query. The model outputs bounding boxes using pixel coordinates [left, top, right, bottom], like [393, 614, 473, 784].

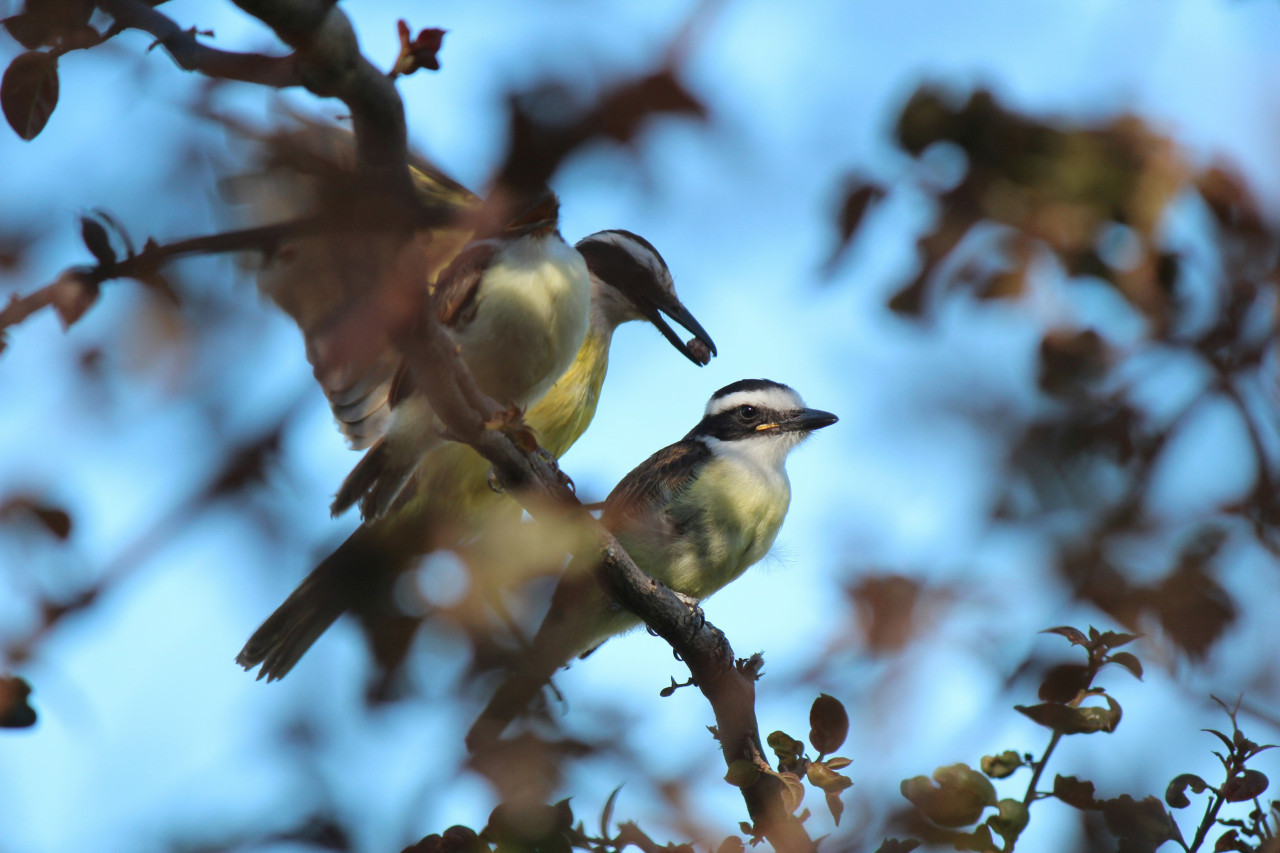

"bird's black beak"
[637, 296, 717, 366]
[785, 408, 838, 432]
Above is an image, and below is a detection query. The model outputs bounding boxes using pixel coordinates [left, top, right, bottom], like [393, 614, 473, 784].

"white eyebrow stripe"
[706, 387, 804, 417]
[589, 231, 668, 281]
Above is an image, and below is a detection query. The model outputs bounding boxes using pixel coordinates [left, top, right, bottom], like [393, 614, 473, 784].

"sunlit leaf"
[979, 751, 1022, 779]
[900, 764, 996, 828]
[986, 799, 1029, 845]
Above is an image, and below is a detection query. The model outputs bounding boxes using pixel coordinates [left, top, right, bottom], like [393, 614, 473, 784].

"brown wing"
[240, 120, 480, 449]
[601, 439, 713, 531]
[433, 239, 500, 328]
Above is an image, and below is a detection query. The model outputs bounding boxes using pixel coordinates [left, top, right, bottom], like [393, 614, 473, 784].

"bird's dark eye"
[738, 405, 757, 419]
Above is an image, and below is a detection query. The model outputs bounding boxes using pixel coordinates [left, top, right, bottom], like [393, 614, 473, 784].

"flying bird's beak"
[636, 294, 718, 366]
[784, 408, 839, 433]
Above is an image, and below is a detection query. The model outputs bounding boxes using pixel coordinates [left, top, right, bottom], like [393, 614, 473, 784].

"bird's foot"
[673, 591, 706, 637]
[485, 466, 506, 494]
[485, 404, 540, 453]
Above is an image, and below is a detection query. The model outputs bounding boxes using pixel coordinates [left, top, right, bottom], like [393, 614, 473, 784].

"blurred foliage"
[891, 629, 1278, 853]
[2, 0, 1280, 850]
[839, 85, 1277, 662]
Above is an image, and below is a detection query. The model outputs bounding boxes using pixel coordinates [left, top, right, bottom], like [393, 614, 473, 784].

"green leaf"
[767, 730, 804, 761]
[724, 760, 761, 788]
[986, 799, 1029, 845]
[2, 51, 59, 140]
[953, 824, 996, 852]
[900, 764, 996, 828]
[809, 693, 849, 756]
[980, 751, 1023, 779]
[807, 761, 853, 794]
[1016, 695, 1120, 734]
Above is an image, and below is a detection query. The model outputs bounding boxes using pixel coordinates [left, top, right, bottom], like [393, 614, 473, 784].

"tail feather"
[330, 433, 441, 521]
[237, 528, 385, 681]
[330, 439, 390, 518]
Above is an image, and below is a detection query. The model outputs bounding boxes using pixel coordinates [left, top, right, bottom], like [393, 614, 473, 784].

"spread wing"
[601, 439, 713, 532]
[238, 120, 479, 449]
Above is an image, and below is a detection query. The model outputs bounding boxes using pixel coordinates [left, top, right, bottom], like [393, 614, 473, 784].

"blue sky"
[2, 1, 1280, 851]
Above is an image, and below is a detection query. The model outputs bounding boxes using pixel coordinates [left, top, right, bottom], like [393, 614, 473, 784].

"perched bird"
[466, 379, 837, 747]
[329, 189, 593, 520]
[236, 230, 717, 681]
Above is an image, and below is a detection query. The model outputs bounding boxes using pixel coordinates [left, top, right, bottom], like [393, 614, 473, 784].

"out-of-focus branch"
[227, 0, 411, 193]
[0, 208, 456, 340]
[590, 541, 817, 853]
[25, 2, 796, 844]
[95, 0, 411, 195]
[94, 0, 300, 87]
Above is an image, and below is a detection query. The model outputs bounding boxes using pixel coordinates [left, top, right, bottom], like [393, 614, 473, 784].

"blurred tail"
[237, 527, 385, 681]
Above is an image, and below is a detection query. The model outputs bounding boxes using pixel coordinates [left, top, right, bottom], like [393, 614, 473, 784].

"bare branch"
[94, 0, 300, 87]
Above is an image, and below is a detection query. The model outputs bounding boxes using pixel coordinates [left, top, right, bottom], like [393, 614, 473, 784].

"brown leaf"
[1107, 651, 1144, 680]
[0, 495, 72, 539]
[50, 269, 99, 329]
[79, 216, 116, 266]
[1165, 773, 1208, 809]
[1042, 626, 1090, 646]
[1037, 663, 1091, 703]
[809, 693, 849, 755]
[0, 675, 37, 728]
[821, 177, 886, 275]
[3, 0, 94, 50]
[1153, 562, 1236, 660]
[1101, 795, 1182, 851]
[1053, 774, 1099, 810]
[2, 51, 59, 140]
[850, 573, 923, 654]
[1220, 769, 1268, 803]
[825, 790, 845, 827]
[393, 20, 446, 76]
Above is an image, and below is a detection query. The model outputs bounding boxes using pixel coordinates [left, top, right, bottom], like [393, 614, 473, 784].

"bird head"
[576, 230, 717, 366]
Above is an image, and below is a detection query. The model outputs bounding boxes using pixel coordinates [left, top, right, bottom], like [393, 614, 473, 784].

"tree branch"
[94, 0, 301, 87]
[38, 3, 800, 846]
